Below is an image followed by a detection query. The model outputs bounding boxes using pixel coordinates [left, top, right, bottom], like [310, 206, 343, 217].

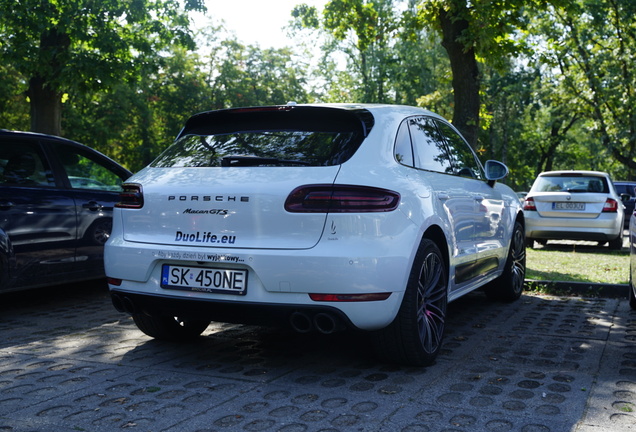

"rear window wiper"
[221, 156, 312, 167]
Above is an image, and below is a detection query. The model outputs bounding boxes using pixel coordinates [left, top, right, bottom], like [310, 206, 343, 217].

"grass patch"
[526, 241, 629, 285]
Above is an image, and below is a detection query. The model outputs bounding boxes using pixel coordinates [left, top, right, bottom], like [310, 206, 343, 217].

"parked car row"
[3, 103, 635, 366]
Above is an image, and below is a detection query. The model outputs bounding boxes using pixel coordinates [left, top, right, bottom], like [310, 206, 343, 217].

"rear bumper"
[104, 230, 418, 330]
[110, 289, 356, 334]
[526, 229, 620, 242]
[525, 212, 623, 241]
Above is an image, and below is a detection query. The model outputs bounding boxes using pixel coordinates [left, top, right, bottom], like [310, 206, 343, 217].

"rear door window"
[52, 143, 127, 192]
[0, 141, 54, 187]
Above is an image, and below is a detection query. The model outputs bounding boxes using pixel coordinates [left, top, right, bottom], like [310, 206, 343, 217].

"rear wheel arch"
[422, 225, 450, 279]
[83, 217, 113, 246]
[484, 215, 526, 302]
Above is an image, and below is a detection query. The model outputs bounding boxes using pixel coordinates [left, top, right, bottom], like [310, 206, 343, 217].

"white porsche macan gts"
[105, 103, 525, 366]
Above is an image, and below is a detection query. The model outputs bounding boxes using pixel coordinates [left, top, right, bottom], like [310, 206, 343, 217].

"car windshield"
[534, 175, 609, 193]
[151, 106, 373, 168]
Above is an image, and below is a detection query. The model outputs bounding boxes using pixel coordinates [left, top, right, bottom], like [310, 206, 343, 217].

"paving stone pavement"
[0, 281, 635, 432]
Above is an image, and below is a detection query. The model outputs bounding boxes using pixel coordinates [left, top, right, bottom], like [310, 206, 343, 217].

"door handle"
[0, 201, 14, 210]
[82, 201, 103, 211]
[437, 193, 450, 201]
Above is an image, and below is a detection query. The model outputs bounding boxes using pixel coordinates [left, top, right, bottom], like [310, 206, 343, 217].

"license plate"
[553, 202, 585, 210]
[161, 264, 247, 295]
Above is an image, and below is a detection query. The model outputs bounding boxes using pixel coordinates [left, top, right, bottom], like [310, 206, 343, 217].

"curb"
[524, 279, 629, 299]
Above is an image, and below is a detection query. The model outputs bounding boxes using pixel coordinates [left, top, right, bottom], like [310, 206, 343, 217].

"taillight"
[309, 292, 391, 302]
[116, 183, 144, 209]
[284, 185, 400, 213]
[523, 197, 536, 211]
[603, 198, 618, 212]
[107, 277, 122, 286]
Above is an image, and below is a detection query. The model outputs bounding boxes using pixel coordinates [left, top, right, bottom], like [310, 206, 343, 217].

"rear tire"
[132, 314, 210, 341]
[484, 220, 526, 302]
[373, 239, 447, 366]
[608, 230, 623, 250]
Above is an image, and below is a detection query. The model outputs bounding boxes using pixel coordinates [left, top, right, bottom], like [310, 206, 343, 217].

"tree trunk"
[27, 27, 70, 136]
[437, 5, 480, 149]
[28, 76, 62, 136]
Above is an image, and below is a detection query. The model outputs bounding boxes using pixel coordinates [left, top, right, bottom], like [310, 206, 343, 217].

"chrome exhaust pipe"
[111, 293, 138, 315]
[122, 296, 137, 315]
[313, 313, 343, 334]
[289, 311, 313, 333]
[111, 293, 125, 312]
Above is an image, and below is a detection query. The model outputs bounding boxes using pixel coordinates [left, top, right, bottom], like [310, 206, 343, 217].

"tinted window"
[407, 117, 452, 174]
[152, 107, 372, 168]
[534, 175, 609, 193]
[0, 141, 54, 187]
[394, 121, 414, 167]
[436, 121, 483, 180]
[53, 144, 126, 192]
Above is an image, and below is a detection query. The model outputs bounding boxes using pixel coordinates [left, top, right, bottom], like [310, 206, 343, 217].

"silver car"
[524, 170, 624, 249]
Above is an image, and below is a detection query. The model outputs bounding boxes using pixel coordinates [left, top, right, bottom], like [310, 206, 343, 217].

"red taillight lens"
[107, 277, 122, 286]
[603, 198, 618, 212]
[523, 197, 536, 211]
[285, 185, 400, 213]
[116, 183, 144, 209]
[309, 293, 391, 302]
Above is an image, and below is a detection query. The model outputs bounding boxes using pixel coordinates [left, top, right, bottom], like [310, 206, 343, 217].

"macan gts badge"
[105, 103, 525, 366]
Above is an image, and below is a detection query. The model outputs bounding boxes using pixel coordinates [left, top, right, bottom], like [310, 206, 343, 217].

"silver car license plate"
[161, 264, 247, 294]
[553, 202, 585, 210]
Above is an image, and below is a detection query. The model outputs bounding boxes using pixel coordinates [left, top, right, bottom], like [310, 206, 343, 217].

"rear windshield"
[151, 106, 374, 168]
[533, 175, 609, 193]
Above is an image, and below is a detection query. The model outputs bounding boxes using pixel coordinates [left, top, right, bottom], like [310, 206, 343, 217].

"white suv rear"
[105, 104, 525, 365]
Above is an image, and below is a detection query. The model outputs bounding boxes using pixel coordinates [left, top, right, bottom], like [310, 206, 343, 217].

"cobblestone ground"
[0, 281, 634, 432]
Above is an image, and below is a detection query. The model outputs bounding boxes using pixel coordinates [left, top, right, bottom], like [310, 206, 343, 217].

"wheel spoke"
[416, 251, 446, 354]
[511, 228, 526, 292]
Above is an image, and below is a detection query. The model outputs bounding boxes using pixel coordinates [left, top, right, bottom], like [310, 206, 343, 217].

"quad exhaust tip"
[289, 311, 345, 334]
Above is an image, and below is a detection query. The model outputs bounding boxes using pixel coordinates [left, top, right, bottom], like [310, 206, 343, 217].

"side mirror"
[484, 160, 509, 187]
[621, 193, 631, 203]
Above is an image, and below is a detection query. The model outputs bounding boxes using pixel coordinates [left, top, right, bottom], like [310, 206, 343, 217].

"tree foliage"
[0, 0, 634, 187]
[292, 0, 446, 105]
[207, 40, 310, 108]
[528, 0, 636, 178]
[0, 0, 205, 135]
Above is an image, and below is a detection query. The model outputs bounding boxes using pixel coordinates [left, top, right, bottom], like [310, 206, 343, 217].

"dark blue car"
[614, 181, 636, 229]
[0, 130, 131, 293]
